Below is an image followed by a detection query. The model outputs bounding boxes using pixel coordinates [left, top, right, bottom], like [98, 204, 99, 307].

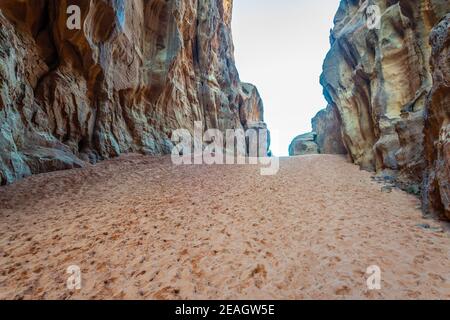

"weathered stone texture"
[316, 0, 449, 217]
[423, 14, 450, 218]
[0, 0, 266, 185]
[289, 132, 319, 156]
[312, 104, 347, 155]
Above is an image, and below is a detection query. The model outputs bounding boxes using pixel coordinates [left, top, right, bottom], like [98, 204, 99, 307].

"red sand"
[1, 154, 449, 299]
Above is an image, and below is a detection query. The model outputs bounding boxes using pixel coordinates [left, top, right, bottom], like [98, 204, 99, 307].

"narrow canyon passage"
[0, 155, 449, 299]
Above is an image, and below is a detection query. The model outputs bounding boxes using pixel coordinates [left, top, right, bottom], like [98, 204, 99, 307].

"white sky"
[232, 0, 340, 156]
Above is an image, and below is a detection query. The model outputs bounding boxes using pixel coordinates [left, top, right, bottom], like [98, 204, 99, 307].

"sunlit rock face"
[319, 0, 449, 217]
[0, 0, 266, 185]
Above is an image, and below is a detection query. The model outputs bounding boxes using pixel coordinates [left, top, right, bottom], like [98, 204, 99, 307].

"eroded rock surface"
[288, 132, 319, 156]
[0, 0, 266, 185]
[423, 14, 450, 218]
[314, 0, 449, 218]
[312, 105, 347, 155]
[289, 104, 347, 156]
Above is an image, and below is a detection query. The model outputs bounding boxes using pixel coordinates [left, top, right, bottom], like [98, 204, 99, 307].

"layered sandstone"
[310, 0, 449, 218]
[0, 0, 266, 185]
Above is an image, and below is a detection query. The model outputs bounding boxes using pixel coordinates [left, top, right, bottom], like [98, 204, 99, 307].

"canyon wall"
[0, 0, 266, 185]
[315, 0, 449, 218]
[423, 14, 449, 217]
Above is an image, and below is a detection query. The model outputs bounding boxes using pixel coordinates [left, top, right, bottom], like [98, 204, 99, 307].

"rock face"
[423, 15, 450, 217]
[312, 105, 347, 155]
[317, 0, 449, 218]
[288, 104, 347, 156]
[0, 0, 266, 185]
[289, 132, 319, 156]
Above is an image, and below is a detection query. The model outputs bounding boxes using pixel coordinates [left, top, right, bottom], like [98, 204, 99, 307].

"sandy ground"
[0, 154, 450, 300]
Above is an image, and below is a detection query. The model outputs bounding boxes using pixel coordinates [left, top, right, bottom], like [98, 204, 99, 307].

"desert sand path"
[1, 154, 450, 299]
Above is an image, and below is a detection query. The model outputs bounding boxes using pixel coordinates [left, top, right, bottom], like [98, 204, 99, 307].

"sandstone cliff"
[311, 105, 347, 155]
[289, 105, 347, 156]
[0, 0, 266, 185]
[309, 0, 449, 218]
[423, 14, 450, 217]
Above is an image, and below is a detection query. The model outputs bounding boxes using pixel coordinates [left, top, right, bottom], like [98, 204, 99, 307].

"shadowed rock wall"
[0, 0, 266, 184]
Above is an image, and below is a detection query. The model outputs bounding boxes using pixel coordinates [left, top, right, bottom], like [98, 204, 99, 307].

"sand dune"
[0, 154, 449, 299]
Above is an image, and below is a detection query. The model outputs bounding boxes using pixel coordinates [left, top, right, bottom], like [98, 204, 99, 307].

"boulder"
[289, 132, 319, 156]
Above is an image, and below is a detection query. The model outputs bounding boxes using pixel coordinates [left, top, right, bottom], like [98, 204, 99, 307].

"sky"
[232, 0, 340, 156]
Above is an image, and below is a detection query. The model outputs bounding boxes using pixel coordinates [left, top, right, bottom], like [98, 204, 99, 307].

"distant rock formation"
[0, 0, 267, 185]
[289, 132, 319, 156]
[289, 104, 347, 156]
[312, 105, 347, 155]
[299, 0, 449, 218]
